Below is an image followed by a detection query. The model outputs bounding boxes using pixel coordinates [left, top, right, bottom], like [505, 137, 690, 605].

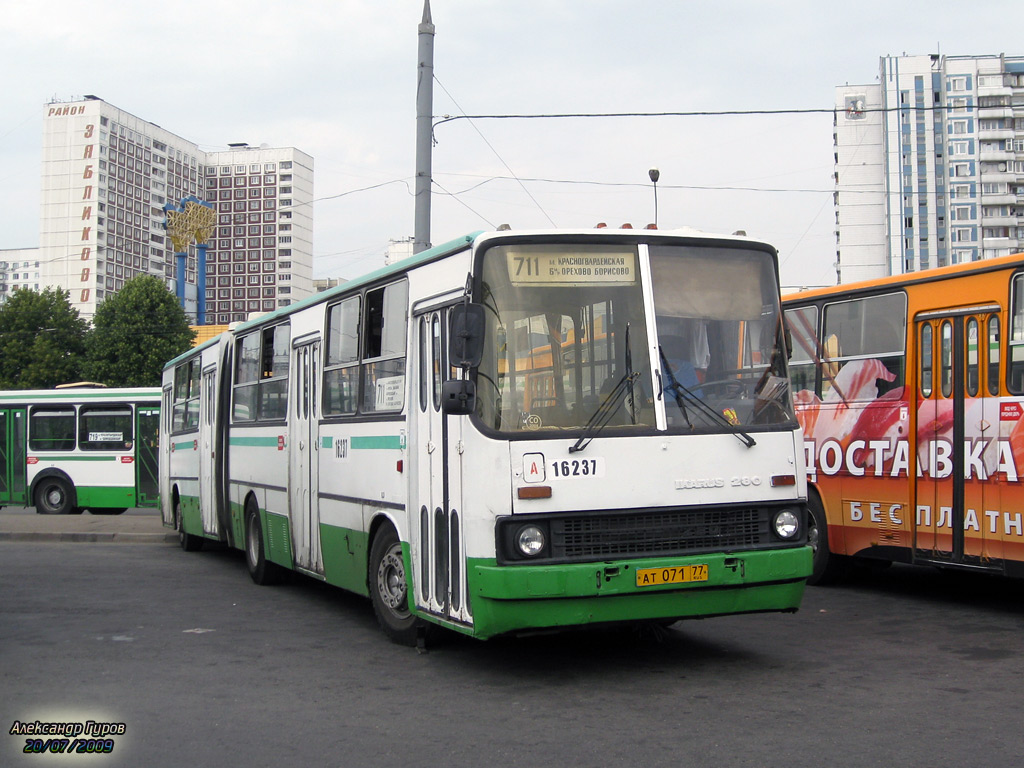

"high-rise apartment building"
[0, 248, 41, 303]
[39, 96, 313, 323]
[835, 54, 1024, 282]
[203, 145, 313, 323]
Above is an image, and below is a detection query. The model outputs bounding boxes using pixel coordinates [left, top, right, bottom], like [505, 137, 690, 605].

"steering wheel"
[699, 378, 748, 399]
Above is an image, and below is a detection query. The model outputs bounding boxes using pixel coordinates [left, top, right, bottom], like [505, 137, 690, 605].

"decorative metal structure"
[164, 196, 216, 325]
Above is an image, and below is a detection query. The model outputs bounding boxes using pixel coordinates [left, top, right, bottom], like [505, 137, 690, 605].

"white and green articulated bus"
[161, 228, 812, 644]
[0, 386, 161, 514]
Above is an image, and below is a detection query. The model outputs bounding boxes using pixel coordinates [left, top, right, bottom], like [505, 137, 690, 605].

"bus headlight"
[516, 525, 547, 557]
[773, 509, 800, 540]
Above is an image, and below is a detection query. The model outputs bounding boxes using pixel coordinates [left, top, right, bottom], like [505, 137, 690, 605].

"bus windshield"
[476, 241, 794, 434]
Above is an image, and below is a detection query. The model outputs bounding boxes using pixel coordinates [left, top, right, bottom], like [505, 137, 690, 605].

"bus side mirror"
[441, 379, 477, 415]
[784, 328, 793, 360]
[449, 303, 485, 368]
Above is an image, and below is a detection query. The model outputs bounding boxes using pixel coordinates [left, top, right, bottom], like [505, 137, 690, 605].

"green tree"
[84, 275, 196, 386]
[0, 287, 89, 389]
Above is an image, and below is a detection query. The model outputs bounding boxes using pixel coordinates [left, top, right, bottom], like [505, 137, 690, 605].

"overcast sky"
[1, 0, 1019, 288]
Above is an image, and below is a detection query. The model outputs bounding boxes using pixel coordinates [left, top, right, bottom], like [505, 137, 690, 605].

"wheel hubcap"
[247, 518, 259, 564]
[377, 544, 408, 615]
[808, 522, 820, 554]
[46, 488, 63, 507]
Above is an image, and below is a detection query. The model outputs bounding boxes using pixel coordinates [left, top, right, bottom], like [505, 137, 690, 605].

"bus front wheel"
[35, 477, 75, 515]
[369, 526, 424, 647]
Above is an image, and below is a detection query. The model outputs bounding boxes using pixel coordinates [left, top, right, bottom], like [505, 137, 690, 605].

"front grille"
[497, 504, 801, 564]
[553, 508, 764, 559]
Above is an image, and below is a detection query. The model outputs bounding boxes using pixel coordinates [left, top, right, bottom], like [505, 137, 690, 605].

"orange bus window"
[966, 318, 979, 397]
[1009, 273, 1024, 394]
[920, 324, 932, 398]
[940, 321, 953, 398]
[988, 315, 1000, 397]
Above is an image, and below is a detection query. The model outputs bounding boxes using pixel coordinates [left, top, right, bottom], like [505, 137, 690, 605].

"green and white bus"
[0, 386, 161, 514]
[162, 228, 812, 644]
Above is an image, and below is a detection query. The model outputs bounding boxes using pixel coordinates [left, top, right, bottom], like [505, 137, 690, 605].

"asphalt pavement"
[0, 506, 175, 544]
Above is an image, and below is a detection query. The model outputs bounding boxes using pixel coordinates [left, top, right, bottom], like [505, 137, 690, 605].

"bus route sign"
[507, 251, 636, 287]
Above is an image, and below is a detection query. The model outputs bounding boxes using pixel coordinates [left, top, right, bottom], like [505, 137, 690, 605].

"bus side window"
[822, 292, 906, 400]
[920, 324, 933, 397]
[29, 407, 76, 452]
[783, 306, 818, 395]
[1008, 273, 1024, 394]
[987, 315, 1000, 396]
[324, 297, 360, 416]
[940, 321, 953, 398]
[966, 318, 979, 397]
[361, 280, 408, 414]
[258, 324, 290, 421]
[79, 406, 133, 450]
[233, 333, 261, 422]
[231, 325, 290, 423]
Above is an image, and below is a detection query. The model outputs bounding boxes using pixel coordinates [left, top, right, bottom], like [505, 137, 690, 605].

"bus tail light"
[771, 474, 796, 487]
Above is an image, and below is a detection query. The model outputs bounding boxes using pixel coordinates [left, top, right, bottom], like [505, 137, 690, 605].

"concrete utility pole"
[413, 0, 435, 254]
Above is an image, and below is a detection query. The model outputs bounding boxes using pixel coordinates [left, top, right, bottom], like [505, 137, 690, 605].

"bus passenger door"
[159, 387, 173, 527]
[198, 368, 218, 532]
[0, 409, 28, 506]
[136, 405, 161, 509]
[411, 309, 468, 625]
[915, 310, 1001, 566]
[290, 339, 323, 575]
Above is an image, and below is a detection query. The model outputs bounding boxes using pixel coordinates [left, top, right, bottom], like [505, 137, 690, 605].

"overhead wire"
[432, 75, 557, 227]
[431, 179, 497, 228]
[431, 101, 1013, 129]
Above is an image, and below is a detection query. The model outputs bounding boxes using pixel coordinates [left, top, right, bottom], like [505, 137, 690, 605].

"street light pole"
[648, 168, 660, 228]
[413, 0, 435, 254]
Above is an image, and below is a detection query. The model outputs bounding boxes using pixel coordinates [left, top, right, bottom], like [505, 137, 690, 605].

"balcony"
[981, 167, 1016, 184]
[978, 127, 1015, 141]
[980, 148, 1015, 162]
[982, 235, 1015, 249]
[979, 85, 1013, 99]
[978, 105, 1014, 120]
[983, 192, 1017, 205]
[981, 213, 1018, 227]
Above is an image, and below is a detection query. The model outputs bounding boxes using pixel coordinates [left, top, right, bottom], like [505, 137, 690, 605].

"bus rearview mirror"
[441, 379, 477, 415]
[449, 303, 485, 368]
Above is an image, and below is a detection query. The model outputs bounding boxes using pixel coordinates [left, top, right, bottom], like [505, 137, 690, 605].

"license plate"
[635, 563, 709, 587]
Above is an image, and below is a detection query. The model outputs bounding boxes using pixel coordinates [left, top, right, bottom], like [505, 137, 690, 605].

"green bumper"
[464, 546, 811, 639]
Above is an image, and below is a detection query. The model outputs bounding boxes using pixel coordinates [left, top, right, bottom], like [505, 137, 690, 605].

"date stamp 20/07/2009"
[9, 720, 126, 756]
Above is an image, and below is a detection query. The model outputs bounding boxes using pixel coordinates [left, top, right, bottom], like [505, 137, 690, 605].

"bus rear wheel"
[369, 525, 424, 646]
[176, 497, 204, 552]
[35, 477, 74, 515]
[245, 501, 282, 585]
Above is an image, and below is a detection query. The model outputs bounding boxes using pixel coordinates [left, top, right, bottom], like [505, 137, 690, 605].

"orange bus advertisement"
[784, 253, 1024, 582]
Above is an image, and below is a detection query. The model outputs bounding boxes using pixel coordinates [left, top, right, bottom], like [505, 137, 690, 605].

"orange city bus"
[782, 252, 1024, 583]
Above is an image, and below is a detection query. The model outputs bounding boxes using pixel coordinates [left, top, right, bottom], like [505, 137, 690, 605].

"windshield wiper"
[569, 370, 639, 454]
[659, 347, 756, 448]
